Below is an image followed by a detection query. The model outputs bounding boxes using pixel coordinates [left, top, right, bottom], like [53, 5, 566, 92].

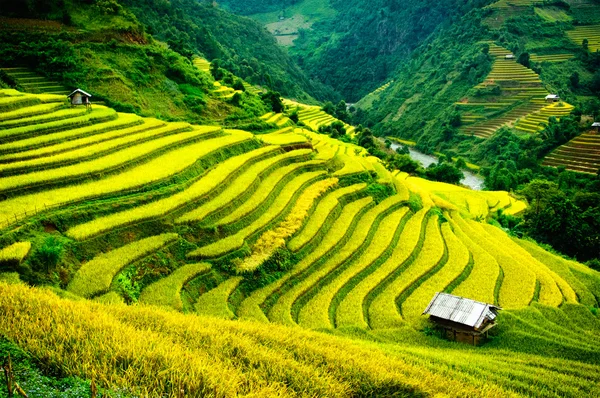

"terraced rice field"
[542, 130, 600, 174]
[0, 88, 599, 397]
[530, 53, 574, 63]
[490, 0, 544, 9]
[0, 67, 70, 96]
[260, 111, 292, 127]
[283, 98, 356, 136]
[458, 44, 569, 138]
[566, 24, 600, 51]
[514, 101, 575, 133]
[192, 56, 211, 73]
[192, 57, 264, 97]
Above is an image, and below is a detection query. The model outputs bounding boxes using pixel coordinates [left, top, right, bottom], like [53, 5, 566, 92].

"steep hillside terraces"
[0, 89, 600, 396]
[542, 129, 600, 174]
[459, 44, 573, 139]
[0, 67, 70, 96]
[283, 99, 356, 136]
[566, 24, 600, 51]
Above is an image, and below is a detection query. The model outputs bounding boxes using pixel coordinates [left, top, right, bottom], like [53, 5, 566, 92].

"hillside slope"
[358, 0, 600, 148]
[0, 88, 599, 396]
[221, 0, 493, 101]
[1, 280, 599, 397]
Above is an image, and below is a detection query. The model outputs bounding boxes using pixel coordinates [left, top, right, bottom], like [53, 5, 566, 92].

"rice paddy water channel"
[388, 142, 484, 190]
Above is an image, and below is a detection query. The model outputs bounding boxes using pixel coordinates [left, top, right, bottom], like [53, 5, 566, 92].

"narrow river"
[389, 142, 484, 190]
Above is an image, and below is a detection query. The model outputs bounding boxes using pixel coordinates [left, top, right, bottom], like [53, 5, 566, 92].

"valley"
[0, 0, 599, 396]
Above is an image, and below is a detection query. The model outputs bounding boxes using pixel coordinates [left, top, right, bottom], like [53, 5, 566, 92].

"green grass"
[195, 277, 243, 319]
[0, 107, 87, 129]
[0, 124, 205, 193]
[0, 102, 65, 123]
[400, 222, 470, 323]
[215, 160, 325, 228]
[67, 233, 178, 298]
[457, 217, 537, 309]
[481, 223, 570, 305]
[515, 238, 599, 307]
[269, 196, 405, 326]
[368, 215, 445, 329]
[0, 107, 117, 142]
[448, 213, 499, 304]
[0, 121, 200, 176]
[0, 117, 164, 163]
[0, 242, 31, 264]
[0, 113, 143, 154]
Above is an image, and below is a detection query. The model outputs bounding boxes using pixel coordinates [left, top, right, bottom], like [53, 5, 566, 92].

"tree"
[395, 144, 409, 155]
[518, 52, 530, 68]
[583, 38, 589, 50]
[334, 100, 350, 123]
[386, 154, 421, 174]
[261, 91, 284, 113]
[357, 128, 375, 149]
[569, 72, 580, 89]
[322, 101, 335, 116]
[425, 163, 464, 185]
[233, 79, 245, 91]
[231, 92, 242, 107]
[210, 58, 224, 80]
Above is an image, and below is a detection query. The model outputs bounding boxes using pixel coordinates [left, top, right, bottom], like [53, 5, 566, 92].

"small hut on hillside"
[68, 89, 92, 109]
[505, 54, 515, 60]
[592, 122, 600, 132]
[423, 292, 501, 346]
[545, 94, 560, 103]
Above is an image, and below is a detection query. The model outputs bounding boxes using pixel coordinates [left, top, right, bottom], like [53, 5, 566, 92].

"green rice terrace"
[458, 44, 573, 139]
[543, 130, 600, 174]
[1, 0, 600, 395]
[566, 24, 600, 52]
[283, 98, 356, 136]
[0, 85, 599, 396]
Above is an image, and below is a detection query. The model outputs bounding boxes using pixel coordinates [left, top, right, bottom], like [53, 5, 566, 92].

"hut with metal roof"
[422, 292, 501, 346]
[545, 94, 560, 103]
[593, 122, 600, 132]
[68, 89, 92, 109]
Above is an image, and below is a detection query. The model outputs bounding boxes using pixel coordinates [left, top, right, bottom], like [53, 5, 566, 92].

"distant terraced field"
[1, 66, 70, 96]
[1, 87, 599, 397]
[543, 130, 600, 174]
[566, 24, 600, 51]
[458, 43, 571, 139]
[283, 98, 356, 136]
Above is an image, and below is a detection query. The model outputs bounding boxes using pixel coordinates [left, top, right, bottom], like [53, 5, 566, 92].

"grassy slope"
[0, 90, 599, 396]
[358, 1, 599, 153]
[118, 0, 338, 102]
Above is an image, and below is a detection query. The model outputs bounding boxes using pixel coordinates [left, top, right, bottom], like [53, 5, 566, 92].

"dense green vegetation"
[224, 0, 493, 100]
[119, 0, 336, 101]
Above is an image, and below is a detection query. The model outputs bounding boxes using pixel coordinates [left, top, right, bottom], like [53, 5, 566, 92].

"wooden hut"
[504, 54, 515, 60]
[592, 122, 600, 132]
[68, 89, 92, 109]
[545, 94, 560, 103]
[422, 292, 501, 346]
